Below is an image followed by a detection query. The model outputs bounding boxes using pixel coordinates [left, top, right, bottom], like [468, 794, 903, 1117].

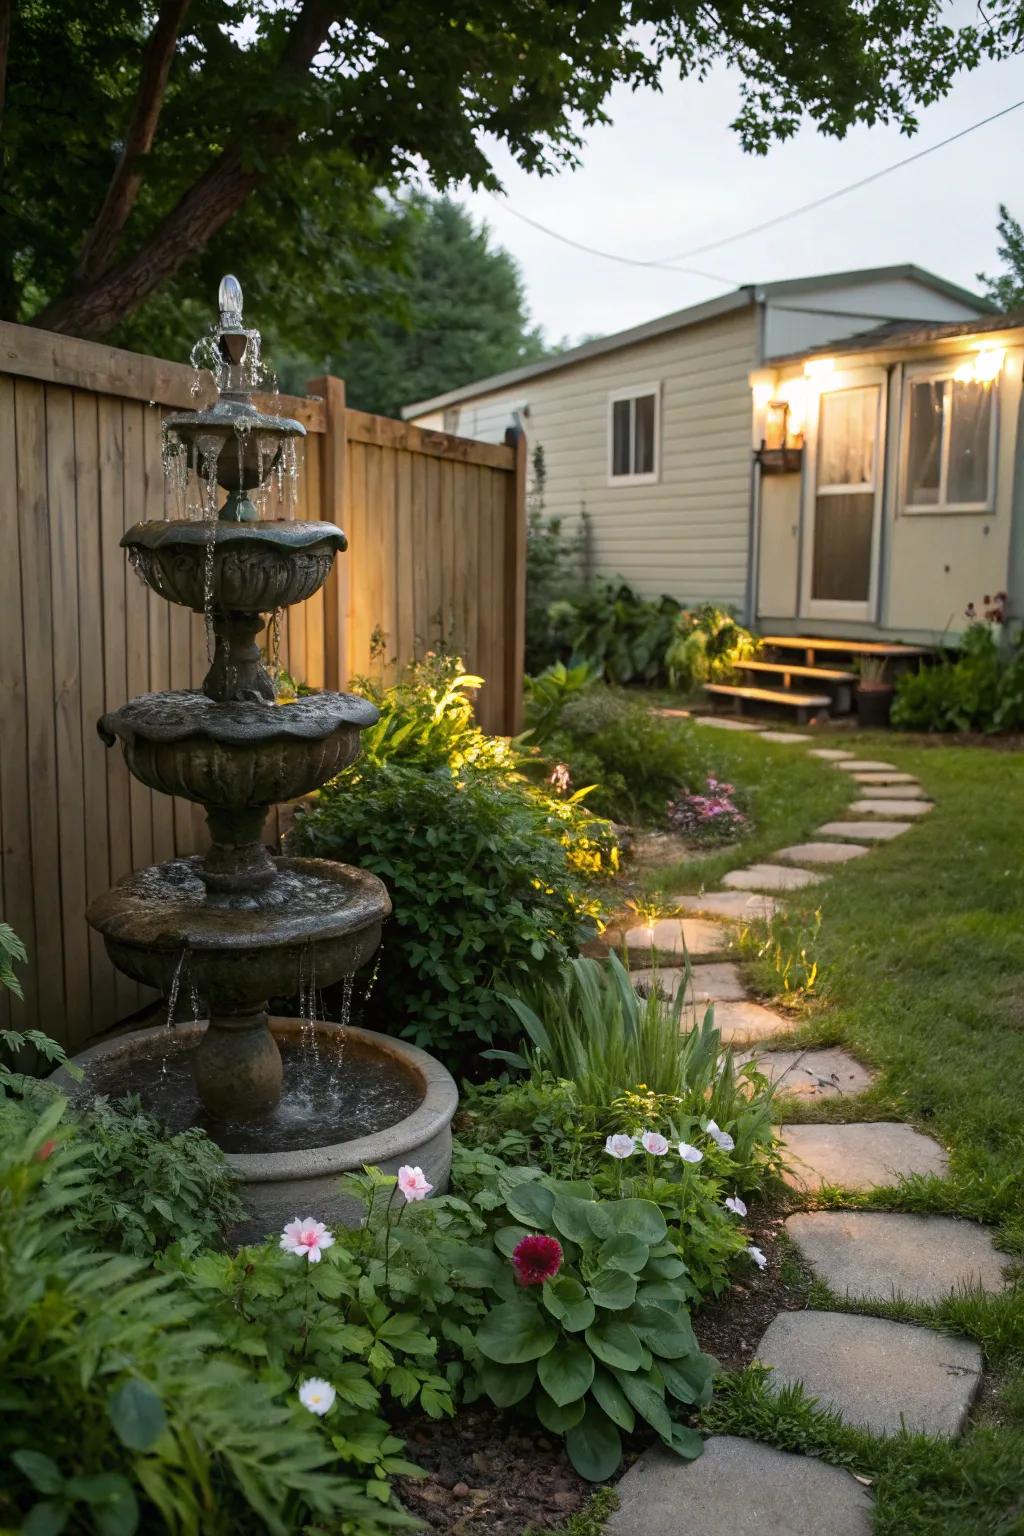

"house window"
[903, 365, 996, 512]
[608, 384, 660, 483]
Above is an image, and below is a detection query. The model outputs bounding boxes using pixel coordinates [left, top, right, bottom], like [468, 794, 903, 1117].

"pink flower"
[641, 1131, 669, 1156]
[678, 1141, 704, 1164]
[280, 1218, 335, 1264]
[512, 1234, 563, 1286]
[604, 1134, 636, 1160]
[397, 1165, 433, 1202]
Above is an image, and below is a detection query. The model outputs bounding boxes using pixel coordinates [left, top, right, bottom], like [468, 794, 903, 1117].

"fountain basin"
[124, 520, 346, 612]
[164, 397, 306, 491]
[52, 1017, 459, 1242]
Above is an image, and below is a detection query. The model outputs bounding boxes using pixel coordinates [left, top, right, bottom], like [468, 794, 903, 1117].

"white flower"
[724, 1194, 748, 1218]
[677, 1141, 704, 1164]
[641, 1131, 669, 1156]
[397, 1165, 433, 1202]
[604, 1133, 637, 1160]
[280, 1218, 335, 1264]
[299, 1378, 336, 1416]
[747, 1245, 768, 1271]
[706, 1119, 736, 1152]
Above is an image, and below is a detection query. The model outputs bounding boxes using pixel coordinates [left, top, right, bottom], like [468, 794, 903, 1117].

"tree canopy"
[281, 194, 547, 418]
[3, 0, 1022, 350]
[978, 204, 1024, 312]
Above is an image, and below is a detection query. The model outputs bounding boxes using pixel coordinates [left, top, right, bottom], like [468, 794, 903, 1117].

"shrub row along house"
[404, 266, 1024, 671]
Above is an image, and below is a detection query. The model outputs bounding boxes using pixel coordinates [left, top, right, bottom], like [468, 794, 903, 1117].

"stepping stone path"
[849, 797, 933, 817]
[817, 819, 913, 841]
[755, 1311, 982, 1437]
[780, 1122, 949, 1190]
[694, 716, 761, 731]
[621, 915, 731, 957]
[740, 1046, 874, 1099]
[775, 840, 870, 865]
[758, 730, 812, 743]
[786, 1212, 1008, 1302]
[723, 862, 823, 892]
[609, 1435, 874, 1536]
[617, 735, 994, 1530]
[631, 962, 747, 1005]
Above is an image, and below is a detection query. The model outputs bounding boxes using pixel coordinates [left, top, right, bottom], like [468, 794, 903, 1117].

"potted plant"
[856, 656, 894, 728]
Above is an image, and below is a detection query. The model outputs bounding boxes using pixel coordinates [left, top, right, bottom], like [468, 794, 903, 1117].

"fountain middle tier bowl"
[86, 855, 391, 1002]
[123, 519, 347, 612]
[99, 691, 377, 808]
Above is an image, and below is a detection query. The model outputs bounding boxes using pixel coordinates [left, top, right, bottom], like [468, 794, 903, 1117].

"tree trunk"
[29, 0, 335, 338]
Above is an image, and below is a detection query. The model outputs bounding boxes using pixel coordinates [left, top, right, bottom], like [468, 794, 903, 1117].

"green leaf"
[584, 1321, 643, 1371]
[587, 1268, 637, 1311]
[590, 1367, 636, 1432]
[66, 1476, 138, 1536]
[12, 1452, 63, 1495]
[450, 1247, 506, 1288]
[663, 1421, 705, 1460]
[535, 1390, 586, 1434]
[23, 1504, 68, 1536]
[550, 1192, 598, 1243]
[494, 1224, 533, 1257]
[542, 1275, 596, 1334]
[591, 1198, 666, 1245]
[107, 1379, 166, 1452]
[537, 1341, 595, 1406]
[565, 1401, 622, 1481]
[477, 1301, 559, 1364]
[643, 1254, 687, 1280]
[659, 1354, 715, 1406]
[612, 1370, 672, 1439]
[504, 1181, 556, 1229]
[598, 1234, 650, 1273]
[480, 1359, 537, 1407]
[631, 1305, 699, 1359]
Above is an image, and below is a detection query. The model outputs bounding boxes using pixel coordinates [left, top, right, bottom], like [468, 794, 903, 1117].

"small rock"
[452, 1482, 470, 1499]
[470, 1452, 492, 1476]
[552, 1491, 578, 1511]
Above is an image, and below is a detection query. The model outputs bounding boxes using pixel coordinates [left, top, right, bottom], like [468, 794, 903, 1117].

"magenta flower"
[280, 1218, 335, 1264]
[512, 1233, 564, 1286]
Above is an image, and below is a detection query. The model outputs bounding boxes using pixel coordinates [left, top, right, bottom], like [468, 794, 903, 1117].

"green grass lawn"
[633, 725, 1024, 1535]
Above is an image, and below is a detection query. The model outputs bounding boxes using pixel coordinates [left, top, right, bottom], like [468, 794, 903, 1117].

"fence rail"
[0, 322, 524, 1050]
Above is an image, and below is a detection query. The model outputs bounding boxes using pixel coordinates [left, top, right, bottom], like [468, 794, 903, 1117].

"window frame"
[607, 381, 661, 486]
[899, 357, 999, 516]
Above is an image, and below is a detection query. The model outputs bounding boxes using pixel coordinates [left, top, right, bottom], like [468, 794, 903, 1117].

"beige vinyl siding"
[441, 307, 758, 605]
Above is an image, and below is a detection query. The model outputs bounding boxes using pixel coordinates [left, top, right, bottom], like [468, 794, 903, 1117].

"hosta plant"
[450, 1170, 713, 1479]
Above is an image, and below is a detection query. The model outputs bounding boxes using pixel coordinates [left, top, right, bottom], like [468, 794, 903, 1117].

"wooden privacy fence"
[0, 321, 526, 1051]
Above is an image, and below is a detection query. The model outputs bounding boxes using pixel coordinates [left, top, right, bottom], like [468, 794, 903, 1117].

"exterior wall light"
[953, 346, 1005, 385]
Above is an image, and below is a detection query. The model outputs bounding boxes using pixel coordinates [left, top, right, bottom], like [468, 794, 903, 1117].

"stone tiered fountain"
[56, 278, 456, 1235]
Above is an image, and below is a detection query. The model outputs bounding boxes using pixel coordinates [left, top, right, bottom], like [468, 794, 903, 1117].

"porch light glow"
[776, 377, 806, 442]
[803, 357, 835, 382]
[953, 346, 1005, 386]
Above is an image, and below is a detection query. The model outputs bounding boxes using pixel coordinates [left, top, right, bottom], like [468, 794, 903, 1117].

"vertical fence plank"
[395, 449, 415, 664]
[308, 378, 347, 690]
[143, 403, 176, 867]
[503, 431, 527, 736]
[302, 436, 325, 689]
[122, 402, 154, 875]
[410, 449, 429, 658]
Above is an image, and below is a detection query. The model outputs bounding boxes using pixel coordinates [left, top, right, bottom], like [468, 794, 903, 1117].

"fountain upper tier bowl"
[124, 519, 346, 613]
[165, 397, 306, 492]
[99, 691, 376, 809]
[86, 855, 391, 998]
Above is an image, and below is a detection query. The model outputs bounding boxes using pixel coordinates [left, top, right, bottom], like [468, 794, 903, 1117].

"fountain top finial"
[218, 274, 244, 328]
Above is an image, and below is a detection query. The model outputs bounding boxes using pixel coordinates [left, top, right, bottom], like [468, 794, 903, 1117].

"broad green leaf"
[546, 1178, 595, 1200]
[542, 1275, 595, 1333]
[537, 1341, 595, 1406]
[591, 1198, 666, 1245]
[587, 1268, 637, 1311]
[23, 1504, 68, 1536]
[494, 1224, 533, 1257]
[612, 1370, 672, 1439]
[565, 1402, 622, 1481]
[590, 1367, 635, 1432]
[450, 1247, 506, 1288]
[584, 1321, 643, 1371]
[550, 1193, 597, 1243]
[536, 1390, 586, 1434]
[66, 1476, 138, 1536]
[480, 1359, 536, 1407]
[631, 1305, 699, 1359]
[477, 1301, 558, 1364]
[12, 1452, 63, 1495]
[643, 1254, 687, 1280]
[663, 1421, 705, 1460]
[107, 1379, 166, 1452]
[659, 1354, 715, 1406]
[598, 1234, 650, 1273]
[504, 1180, 556, 1229]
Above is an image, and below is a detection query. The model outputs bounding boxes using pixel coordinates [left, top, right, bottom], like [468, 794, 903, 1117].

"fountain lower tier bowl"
[51, 1018, 458, 1241]
[86, 856, 391, 1000]
[123, 519, 346, 612]
[99, 691, 378, 809]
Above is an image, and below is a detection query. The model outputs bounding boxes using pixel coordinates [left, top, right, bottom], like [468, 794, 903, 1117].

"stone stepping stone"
[694, 716, 761, 731]
[723, 863, 824, 893]
[817, 820, 913, 841]
[621, 916, 731, 958]
[756, 1311, 982, 1437]
[836, 759, 899, 772]
[675, 890, 785, 924]
[852, 771, 919, 785]
[849, 798, 933, 818]
[857, 781, 926, 798]
[810, 747, 857, 760]
[780, 1122, 949, 1191]
[609, 1435, 873, 1536]
[775, 841, 870, 865]
[632, 961, 746, 1004]
[759, 730, 812, 743]
[706, 999, 795, 1045]
[786, 1212, 1008, 1302]
[739, 1047, 874, 1099]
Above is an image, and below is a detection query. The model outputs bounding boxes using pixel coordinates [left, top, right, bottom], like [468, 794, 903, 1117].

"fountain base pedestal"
[195, 1004, 282, 1119]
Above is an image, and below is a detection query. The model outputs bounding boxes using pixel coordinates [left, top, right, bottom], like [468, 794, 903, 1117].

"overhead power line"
[489, 96, 1024, 279]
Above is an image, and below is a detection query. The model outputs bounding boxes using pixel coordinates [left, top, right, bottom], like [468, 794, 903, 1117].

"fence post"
[308, 374, 348, 691]
[503, 426, 528, 735]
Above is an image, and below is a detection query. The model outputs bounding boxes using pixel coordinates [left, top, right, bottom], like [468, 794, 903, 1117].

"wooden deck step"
[740, 659, 856, 684]
[704, 682, 830, 725]
[760, 635, 927, 660]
